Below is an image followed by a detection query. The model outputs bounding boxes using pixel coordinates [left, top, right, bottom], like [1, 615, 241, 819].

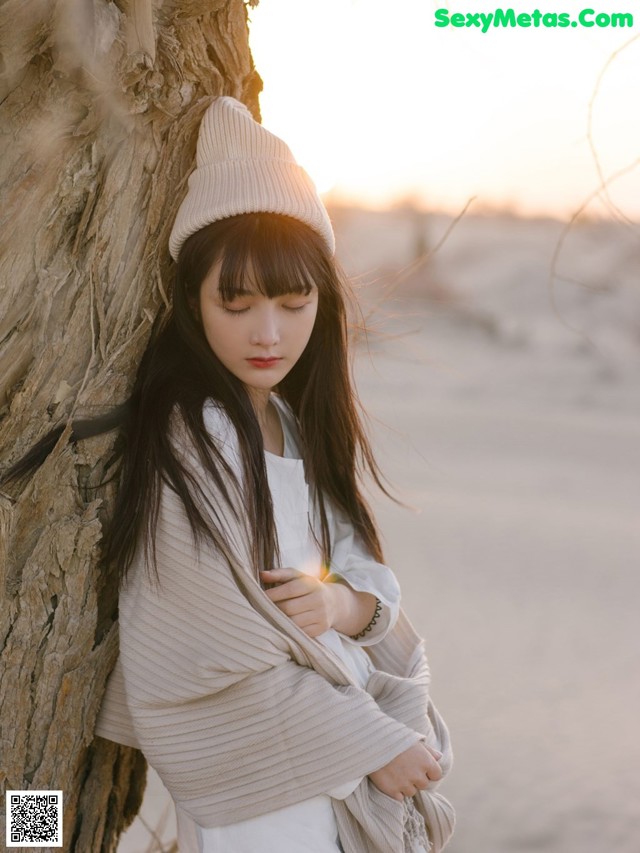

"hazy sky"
[248, 0, 640, 219]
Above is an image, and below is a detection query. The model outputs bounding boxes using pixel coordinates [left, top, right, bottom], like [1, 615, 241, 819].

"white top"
[175, 394, 402, 852]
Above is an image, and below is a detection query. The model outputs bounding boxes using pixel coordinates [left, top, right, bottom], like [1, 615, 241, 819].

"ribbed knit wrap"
[95, 413, 455, 852]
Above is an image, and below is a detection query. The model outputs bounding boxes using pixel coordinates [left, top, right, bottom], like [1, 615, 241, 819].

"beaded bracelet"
[350, 598, 383, 640]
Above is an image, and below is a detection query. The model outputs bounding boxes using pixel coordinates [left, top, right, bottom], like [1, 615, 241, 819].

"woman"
[5, 97, 454, 852]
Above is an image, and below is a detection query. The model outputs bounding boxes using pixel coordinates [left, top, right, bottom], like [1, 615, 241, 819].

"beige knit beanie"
[168, 97, 335, 261]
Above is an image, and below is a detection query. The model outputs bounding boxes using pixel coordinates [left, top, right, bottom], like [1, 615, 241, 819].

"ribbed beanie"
[168, 97, 335, 261]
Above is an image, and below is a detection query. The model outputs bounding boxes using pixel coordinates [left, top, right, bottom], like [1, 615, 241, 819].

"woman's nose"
[249, 304, 280, 346]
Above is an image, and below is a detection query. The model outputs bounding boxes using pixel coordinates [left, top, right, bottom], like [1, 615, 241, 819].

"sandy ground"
[118, 210, 640, 852]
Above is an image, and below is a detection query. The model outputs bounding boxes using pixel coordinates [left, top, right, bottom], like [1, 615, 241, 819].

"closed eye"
[219, 296, 314, 314]
[221, 305, 250, 315]
[282, 296, 315, 312]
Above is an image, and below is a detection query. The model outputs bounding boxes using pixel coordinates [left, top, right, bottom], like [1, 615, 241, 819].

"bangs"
[215, 214, 327, 302]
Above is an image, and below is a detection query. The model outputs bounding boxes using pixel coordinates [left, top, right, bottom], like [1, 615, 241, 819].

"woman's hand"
[261, 567, 336, 637]
[261, 567, 378, 639]
[368, 742, 443, 801]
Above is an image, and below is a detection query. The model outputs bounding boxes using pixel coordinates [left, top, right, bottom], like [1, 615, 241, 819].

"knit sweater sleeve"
[115, 431, 423, 828]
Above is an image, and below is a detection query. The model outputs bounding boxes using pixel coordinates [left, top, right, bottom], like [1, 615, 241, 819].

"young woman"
[5, 97, 454, 852]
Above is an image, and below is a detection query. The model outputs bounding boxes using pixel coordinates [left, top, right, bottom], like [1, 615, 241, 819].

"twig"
[586, 33, 640, 228]
[548, 35, 640, 355]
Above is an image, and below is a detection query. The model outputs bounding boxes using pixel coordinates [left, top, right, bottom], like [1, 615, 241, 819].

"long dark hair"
[2, 213, 390, 588]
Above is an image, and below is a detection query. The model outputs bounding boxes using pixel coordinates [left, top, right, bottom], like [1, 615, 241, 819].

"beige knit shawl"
[96, 419, 455, 852]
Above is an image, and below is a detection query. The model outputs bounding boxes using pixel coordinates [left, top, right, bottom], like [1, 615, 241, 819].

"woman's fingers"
[423, 748, 443, 781]
[261, 570, 330, 636]
[260, 567, 300, 586]
[262, 571, 317, 602]
[368, 741, 445, 801]
[266, 587, 320, 613]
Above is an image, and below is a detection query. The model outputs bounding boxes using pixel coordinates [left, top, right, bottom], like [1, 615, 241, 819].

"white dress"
[175, 394, 401, 853]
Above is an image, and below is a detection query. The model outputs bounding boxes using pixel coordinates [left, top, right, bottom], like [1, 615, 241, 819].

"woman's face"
[198, 261, 319, 395]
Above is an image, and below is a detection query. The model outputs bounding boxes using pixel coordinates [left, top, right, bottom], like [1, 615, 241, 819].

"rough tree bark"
[0, 1, 261, 849]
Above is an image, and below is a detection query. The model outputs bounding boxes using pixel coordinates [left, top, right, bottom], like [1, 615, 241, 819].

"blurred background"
[119, 2, 640, 851]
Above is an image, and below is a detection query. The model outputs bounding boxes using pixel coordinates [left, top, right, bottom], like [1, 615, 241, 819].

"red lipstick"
[247, 357, 281, 369]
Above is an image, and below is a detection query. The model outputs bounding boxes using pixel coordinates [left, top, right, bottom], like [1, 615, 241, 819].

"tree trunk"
[0, 1, 261, 849]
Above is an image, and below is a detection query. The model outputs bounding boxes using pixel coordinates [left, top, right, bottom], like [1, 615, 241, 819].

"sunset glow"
[248, 0, 640, 219]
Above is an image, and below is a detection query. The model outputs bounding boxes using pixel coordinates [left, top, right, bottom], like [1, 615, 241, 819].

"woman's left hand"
[261, 567, 378, 640]
[261, 567, 338, 638]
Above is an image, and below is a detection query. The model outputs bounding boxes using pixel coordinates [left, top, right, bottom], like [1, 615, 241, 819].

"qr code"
[6, 791, 63, 848]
